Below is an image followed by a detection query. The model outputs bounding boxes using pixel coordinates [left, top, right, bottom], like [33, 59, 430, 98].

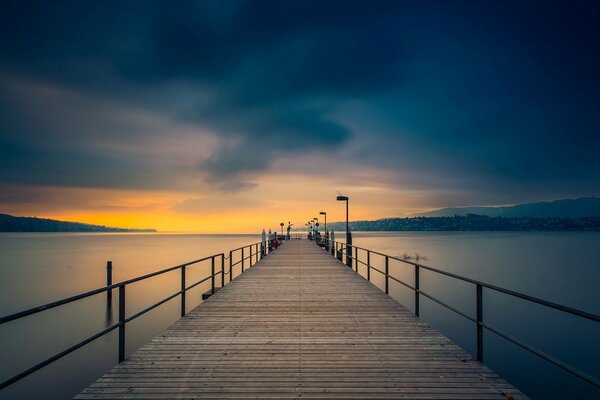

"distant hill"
[326, 214, 600, 232]
[418, 197, 600, 218]
[0, 214, 156, 232]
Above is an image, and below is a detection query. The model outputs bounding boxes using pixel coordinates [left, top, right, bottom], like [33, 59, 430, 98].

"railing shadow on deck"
[323, 238, 600, 390]
[0, 238, 278, 390]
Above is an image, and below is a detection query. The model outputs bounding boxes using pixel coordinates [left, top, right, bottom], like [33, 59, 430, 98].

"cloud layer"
[1, 0, 599, 223]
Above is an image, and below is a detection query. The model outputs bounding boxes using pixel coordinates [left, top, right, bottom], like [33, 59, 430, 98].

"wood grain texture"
[76, 239, 527, 399]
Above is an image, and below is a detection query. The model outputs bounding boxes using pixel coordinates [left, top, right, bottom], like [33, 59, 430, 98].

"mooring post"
[221, 254, 225, 288]
[367, 251, 370, 281]
[345, 231, 353, 268]
[118, 285, 125, 363]
[476, 284, 483, 362]
[181, 266, 186, 317]
[106, 261, 112, 305]
[211, 257, 215, 294]
[229, 251, 233, 282]
[385, 256, 389, 294]
[415, 265, 420, 317]
[330, 231, 335, 256]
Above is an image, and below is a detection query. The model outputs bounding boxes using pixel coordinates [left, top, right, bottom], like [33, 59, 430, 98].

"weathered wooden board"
[76, 239, 527, 399]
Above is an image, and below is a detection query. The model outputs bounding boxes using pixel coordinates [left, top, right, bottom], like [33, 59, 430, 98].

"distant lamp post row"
[307, 195, 350, 264]
[320, 211, 328, 250]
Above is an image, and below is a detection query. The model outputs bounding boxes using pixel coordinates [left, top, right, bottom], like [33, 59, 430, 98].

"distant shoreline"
[0, 213, 156, 233]
[326, 214, 600, 232]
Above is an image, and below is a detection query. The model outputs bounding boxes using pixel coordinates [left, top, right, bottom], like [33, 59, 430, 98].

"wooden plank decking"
[76, 239, 527, 399]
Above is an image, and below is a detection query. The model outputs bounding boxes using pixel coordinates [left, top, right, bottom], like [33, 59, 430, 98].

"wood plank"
[75, 239, 527, 399]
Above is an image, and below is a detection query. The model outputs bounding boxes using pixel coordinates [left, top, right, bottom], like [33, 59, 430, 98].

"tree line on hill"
[326, 214, 600, 232]
[0, 214, 156, 232]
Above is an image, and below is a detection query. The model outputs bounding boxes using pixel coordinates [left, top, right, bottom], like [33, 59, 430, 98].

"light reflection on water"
[0, 231, 599, 399]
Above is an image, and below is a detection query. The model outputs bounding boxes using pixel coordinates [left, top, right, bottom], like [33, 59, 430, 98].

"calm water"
[1, 232, 599, 399]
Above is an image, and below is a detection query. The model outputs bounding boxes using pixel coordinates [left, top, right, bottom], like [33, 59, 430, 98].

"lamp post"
[319, 211, 327, 233]
[320, 211, 327, 250]
[336, 195, 352, 267]
[280, 222, 284, 239]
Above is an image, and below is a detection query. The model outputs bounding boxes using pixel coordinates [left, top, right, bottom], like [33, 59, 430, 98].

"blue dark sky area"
[0, 0, 599, 216]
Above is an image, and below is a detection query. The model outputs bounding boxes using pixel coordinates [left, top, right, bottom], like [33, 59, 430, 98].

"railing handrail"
[328, 239, 600, 322]
[325, 238, 600, 388]
[0, 238, 276, 390]
[0, 253, 222, 325]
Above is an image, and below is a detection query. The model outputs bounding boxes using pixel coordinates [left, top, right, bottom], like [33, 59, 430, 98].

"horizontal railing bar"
[355, 258, 368, 266]
[328, 240, 600, 323]
[369, 266, 386, 276]
[418, 289, 477, 323]
[388, 274, 416, 291]
[126, 291, 182, 324]
[228, 241, 264, 253]
[482, 322, 600, 388]
[184, 275, 213, 292]
[0, 322, 120, 390]
[127, 269, 224, 325]
[118, 254, 221, 288]
[0, 286, 109, 325]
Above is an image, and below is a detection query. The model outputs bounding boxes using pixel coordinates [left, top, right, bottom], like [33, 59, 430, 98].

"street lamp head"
[336, 195, 348, 201]
[320, 211, 326, 215]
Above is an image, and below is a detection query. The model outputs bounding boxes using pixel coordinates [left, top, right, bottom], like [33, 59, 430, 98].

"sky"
[1, 0, 599, 232]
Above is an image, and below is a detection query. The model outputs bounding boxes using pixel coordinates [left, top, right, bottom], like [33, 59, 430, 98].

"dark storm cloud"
[0, 0, 599, 201]
[0, 0, 406, 186]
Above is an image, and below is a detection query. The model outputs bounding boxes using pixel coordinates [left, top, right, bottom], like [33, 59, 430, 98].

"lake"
[1, 232, 599, 399]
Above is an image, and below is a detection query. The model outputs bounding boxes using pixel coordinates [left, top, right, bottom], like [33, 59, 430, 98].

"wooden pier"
[76, 239, 526, 399]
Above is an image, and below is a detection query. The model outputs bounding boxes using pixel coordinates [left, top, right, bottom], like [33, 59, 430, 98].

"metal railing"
[0, 238, 277, 390]
[325, 238, 600, 388]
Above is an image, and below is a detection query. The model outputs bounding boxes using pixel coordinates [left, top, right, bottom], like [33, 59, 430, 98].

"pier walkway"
[76, 239, 526, 399]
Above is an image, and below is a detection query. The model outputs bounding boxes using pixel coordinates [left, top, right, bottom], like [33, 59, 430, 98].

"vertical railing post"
[241, 247, 245, 273]
[385, 256, 389, 294]
[229, 251, 233, 282]
[118, 285, 125, 362]
[250, 245, 253, 267]
[476, 284, 483, 362]
[367, 251, 370, 282]
[181, 266, 186, 317]
[211, 256, 215, 294]
[415, 265, 420, 317]
[106, 261, 112, 305]
[355, 247, 359, 272]
[221, 254, 225, 288]
[346, 244, 352, 267]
